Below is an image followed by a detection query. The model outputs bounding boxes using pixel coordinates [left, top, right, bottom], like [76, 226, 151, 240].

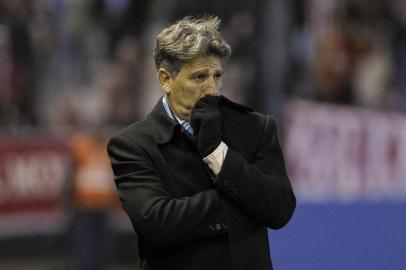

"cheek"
[181, 85, 202, 103]
[182, 83, 201, 95]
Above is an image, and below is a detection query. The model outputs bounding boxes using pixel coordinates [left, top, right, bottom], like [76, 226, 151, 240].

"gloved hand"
[190, 95, 222, 157]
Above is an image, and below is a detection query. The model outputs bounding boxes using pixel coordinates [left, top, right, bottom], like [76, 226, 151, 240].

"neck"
[167, 97, 189, 122]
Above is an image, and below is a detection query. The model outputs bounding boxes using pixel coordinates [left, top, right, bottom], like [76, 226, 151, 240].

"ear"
[157, 68, 172, 95]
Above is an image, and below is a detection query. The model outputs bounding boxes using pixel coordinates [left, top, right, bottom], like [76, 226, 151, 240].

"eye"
[214, 72, 223, 80]
[193, 74, 206, 81]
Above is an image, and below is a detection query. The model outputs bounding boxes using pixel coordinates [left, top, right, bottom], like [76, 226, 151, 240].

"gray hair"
[153, 16, 232, 76]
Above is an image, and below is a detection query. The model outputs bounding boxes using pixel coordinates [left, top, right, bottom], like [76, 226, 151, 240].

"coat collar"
[219, 95, 254, 112]
[146, 97, 179, 145]
[146, 95, 254, 145]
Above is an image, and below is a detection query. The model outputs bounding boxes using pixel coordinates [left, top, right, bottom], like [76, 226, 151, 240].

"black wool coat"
[107, 96, 296, 270]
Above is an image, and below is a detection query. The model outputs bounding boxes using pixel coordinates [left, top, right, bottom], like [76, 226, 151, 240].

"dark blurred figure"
[89, 0, 152, 59]
[0, 0, 38, 126]
[312, 4, 363, 104]
[104, 35, 146, 126]
[390, 0, 406, 110]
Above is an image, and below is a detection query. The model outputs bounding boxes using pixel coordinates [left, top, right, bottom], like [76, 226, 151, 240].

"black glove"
[190, 95, 222, 157]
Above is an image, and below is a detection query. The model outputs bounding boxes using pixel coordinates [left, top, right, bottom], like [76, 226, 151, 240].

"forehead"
[180, 56, 223, 73]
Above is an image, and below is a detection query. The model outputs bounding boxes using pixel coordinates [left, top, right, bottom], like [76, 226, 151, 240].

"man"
[107, 16, 296, 270]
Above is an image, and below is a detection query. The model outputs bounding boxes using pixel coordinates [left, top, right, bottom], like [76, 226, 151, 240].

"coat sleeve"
[214, 116, 296, 229]
[107, 134, 227, 247]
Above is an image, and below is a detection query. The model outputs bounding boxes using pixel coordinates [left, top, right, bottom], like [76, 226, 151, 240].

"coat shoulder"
[108, 120, 151, 149]
[220, 96, 271, 129]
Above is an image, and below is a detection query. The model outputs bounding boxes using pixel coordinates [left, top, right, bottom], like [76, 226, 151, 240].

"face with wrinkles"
[158, 55, 223, 121]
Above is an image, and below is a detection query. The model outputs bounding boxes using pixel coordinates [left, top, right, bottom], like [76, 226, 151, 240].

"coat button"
[215, 223, 222, 231]
[224, 179, 230, 186]
[209, 225, 215, 231]
[221, 222, 228, 229]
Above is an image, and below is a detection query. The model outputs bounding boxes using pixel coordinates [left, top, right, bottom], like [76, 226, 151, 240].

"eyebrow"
[190, 68, 223, 77]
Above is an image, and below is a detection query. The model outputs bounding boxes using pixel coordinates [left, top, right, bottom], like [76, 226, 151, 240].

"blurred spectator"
[312, 19, 358, 104]
[286, 0, 314, 99]
[0, 0, 38, 126]
[0, 23, 13, 125]
[69, 128, 116, 270]
[352, 30, 394, 108]
[104, 35, 146, 126]
[390, 0, 406, 110]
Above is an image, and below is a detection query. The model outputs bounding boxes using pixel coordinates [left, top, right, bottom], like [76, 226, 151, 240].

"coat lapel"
[146, 97, 179, 145]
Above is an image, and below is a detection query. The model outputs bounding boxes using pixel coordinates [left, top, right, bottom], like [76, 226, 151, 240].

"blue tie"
[182, 122, 194, 135]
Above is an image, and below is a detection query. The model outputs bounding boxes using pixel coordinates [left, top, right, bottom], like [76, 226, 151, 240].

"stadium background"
[0, 0, 405, 269]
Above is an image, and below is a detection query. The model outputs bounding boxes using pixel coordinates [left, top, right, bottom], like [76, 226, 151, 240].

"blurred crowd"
[289, 0, 406, 110]
[0, 0, 405, 131]
[0, 0, 260, 131]
[0, 0, 153, 129]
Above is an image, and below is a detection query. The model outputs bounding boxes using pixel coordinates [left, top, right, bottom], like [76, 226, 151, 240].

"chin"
[181, 108, 192, 120]
[176, 110, 190, 121]
[183, 114, 191, 121]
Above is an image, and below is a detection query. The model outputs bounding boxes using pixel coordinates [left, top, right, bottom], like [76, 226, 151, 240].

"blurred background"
[0, 0, 405, 269]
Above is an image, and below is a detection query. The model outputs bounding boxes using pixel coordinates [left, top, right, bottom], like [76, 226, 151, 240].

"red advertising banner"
[284, 99, 406, 202]
[0, 138, 70, 236]
[0, 135, 132, 237]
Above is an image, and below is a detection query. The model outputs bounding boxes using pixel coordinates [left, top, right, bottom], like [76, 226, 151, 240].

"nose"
[203, 77, 219, 96]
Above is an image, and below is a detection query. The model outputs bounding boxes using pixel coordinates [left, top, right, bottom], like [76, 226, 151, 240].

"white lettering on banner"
[0, 152, 68, 204]
[284, 99, 406, 202]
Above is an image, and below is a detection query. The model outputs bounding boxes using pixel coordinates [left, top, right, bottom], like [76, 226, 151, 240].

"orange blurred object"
[70, 131, 117, 210]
